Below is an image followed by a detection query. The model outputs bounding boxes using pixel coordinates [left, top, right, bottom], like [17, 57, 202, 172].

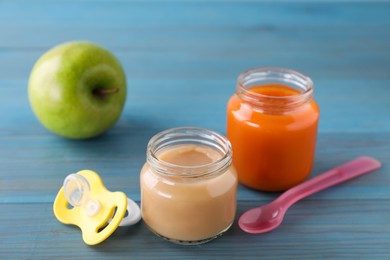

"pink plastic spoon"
[239, 156, 381, 234]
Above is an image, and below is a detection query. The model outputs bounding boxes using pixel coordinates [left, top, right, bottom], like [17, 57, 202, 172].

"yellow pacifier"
[53, 170, 141, 245]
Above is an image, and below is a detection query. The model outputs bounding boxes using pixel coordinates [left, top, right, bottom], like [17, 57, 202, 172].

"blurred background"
[2, 1, 390, 135]
[2, 0, 390, 210]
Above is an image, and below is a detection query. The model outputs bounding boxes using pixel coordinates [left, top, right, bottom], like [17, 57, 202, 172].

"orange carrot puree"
[227, 84, 319, 191]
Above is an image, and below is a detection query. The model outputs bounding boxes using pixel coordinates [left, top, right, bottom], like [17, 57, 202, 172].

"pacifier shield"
[53, 170, 140, 245]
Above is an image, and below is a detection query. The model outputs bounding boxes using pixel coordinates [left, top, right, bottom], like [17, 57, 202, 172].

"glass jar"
[140, 127, 237, 245]
[227, 67, 320, 191]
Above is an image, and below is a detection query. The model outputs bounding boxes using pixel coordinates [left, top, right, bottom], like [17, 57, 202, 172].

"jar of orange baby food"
[140, 127, 237, 245]
[227, 67, 319, 191]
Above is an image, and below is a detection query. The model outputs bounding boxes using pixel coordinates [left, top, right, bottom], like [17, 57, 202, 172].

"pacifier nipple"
[63, 174, 101, 216]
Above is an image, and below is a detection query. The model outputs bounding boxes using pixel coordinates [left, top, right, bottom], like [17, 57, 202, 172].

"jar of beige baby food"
[140, 127, 238, 245]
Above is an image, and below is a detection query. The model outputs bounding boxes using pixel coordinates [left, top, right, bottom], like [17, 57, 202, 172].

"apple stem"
[93, 88, 119, 96]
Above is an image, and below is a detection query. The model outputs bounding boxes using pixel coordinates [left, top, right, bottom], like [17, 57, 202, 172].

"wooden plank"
[1, 24, 389, 50]
[2, 77, 390, 133]
[1, 1, 389, 29]
[0, 33, 390, 79]
[0, 132, 388, 203]
[0, 48, 390, 81]
[1, 200, 389, 259]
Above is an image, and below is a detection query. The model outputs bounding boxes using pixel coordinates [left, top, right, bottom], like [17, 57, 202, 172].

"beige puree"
[141, 144, 237, 242]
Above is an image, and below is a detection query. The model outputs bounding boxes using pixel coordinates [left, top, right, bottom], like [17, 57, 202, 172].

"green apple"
[28, 41, 126, 139]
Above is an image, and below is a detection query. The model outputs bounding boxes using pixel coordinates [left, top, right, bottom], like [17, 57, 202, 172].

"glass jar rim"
[147, 127, 233, 178]
[236, 67, 314, 112]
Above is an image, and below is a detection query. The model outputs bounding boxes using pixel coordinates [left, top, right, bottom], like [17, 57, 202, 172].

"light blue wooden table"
[1, 1, 389, 259]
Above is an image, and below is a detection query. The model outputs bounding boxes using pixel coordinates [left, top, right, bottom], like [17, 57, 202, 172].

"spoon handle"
[278, 156, 381, 207]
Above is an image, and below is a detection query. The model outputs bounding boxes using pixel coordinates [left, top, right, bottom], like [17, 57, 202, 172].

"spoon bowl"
[239, 202, 286, 234]
[239, 156, 381, 234]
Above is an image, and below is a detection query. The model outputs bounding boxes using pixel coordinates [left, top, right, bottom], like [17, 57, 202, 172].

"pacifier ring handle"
[108, 198, 141, 227]
[119, 198, 142, 226]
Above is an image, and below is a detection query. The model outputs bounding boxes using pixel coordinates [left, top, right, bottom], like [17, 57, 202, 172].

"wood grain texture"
[1, 201, 389, 259]
[0, 0, 389, 259]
